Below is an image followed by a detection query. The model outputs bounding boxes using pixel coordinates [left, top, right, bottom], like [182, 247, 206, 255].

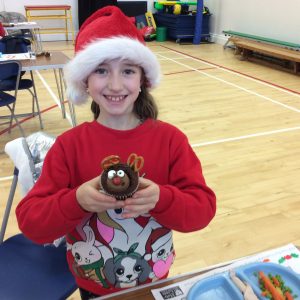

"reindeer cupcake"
[100, 153, 144, 200]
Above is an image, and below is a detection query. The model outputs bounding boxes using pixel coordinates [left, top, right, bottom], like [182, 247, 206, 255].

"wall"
[1, 0, 299, 45]
[205, 0, 300, 45]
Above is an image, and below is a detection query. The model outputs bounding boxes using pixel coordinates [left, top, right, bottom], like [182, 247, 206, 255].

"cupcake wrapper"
[100, 182, 140, 200]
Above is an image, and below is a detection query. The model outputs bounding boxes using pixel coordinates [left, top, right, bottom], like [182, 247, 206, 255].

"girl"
[16, 6, 216, 299]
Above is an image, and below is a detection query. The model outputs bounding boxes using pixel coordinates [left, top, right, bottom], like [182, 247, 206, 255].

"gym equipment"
[145, 11, 157, 30]
[155, 1, 197, 6]
[173, 4, 181, 15]
[154, 3, 164, 10]
[154, 0, 205, 44]
[223, 30, 300, 50]
[156, 26, 167, 42]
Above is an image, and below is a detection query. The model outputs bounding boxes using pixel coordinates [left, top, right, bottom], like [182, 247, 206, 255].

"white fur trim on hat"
[64, 36, 161, 105]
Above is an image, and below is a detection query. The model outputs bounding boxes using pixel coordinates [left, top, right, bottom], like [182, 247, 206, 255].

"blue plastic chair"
[0, 60, 43, 136]
[0, 60, 25, 136]
[0, 38, 44, 131]
[0, 167, 78, 300]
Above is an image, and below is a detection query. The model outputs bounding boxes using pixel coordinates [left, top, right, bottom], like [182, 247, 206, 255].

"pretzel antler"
[127, 153, 144, 172]
[101, 155, 120, 170]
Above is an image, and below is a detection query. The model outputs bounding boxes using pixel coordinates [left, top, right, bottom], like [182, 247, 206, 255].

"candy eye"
[117, 170, 125, 177]
[108, 170, 116, 179]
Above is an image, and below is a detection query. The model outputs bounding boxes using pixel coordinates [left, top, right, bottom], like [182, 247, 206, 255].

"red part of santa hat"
[64, 6, 160, 105]
[75, 6, 145, 52]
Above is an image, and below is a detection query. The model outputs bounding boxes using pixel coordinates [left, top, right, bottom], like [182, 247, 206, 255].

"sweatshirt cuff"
[151, 185, 172, 215]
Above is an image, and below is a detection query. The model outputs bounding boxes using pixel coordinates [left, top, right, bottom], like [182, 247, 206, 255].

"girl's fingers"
[137, 177, 151, 190]
[89, 176, 101, 189]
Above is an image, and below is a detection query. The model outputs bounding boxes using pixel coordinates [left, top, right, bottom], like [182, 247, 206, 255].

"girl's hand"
[76, 176, 124, 213]
[122, 177, 160, 218]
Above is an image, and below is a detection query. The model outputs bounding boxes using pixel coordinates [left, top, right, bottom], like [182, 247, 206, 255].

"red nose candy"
[112, 177, 121, 185]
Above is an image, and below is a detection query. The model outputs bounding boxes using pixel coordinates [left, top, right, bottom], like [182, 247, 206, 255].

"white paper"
[151, 243, 300, 300]
[13, 22, 37, 25]
[0, 53, 31, 61]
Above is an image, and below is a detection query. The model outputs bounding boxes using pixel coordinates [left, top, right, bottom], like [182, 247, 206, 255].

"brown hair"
[91, 85, 158, 120]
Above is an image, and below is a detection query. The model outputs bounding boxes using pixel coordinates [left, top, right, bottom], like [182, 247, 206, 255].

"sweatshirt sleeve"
[150, 132, 216, 233]
[16, 138, 89, 244]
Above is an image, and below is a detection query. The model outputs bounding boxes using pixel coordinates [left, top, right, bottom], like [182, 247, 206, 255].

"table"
[3, 22, 43, 53]
[96, 243, 300, 300]
[99, 269, 207, 300]
[21, 51, 77, 127]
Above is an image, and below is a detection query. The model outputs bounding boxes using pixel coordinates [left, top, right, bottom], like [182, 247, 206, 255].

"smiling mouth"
[122, 279, 136, 283]
[105, 95, 127, 101]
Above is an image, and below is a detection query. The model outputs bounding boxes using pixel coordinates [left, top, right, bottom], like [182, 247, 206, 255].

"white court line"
[158, 57, 192, 61]
[35, 70, 73, 126]
[0, 176, 13, 181]
[1, 126, 300, 183]
[156, 53, 300, 113]
[191, 126, 300, 148]
[154, 51, 300, 148]
[2, 126, 300, 183]
[157, 49, 300, 100]
[152, 50, 175, 54]
[1, 52, 298, 183]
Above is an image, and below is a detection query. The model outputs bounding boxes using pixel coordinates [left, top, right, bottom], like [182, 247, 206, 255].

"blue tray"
[187, 273, 243, 300]
[235, 262, 300, 299]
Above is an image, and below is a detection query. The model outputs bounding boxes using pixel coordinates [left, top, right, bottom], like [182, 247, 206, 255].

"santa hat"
[64, 6, 161, 105]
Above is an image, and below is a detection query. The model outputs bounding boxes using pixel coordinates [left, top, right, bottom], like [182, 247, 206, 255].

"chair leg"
[6, 104, 26, 137]
[0, 168, 19, 244]
[28, 89, 35, 114]
[29, 71, 44, 129]
[8, 102, 16, 134]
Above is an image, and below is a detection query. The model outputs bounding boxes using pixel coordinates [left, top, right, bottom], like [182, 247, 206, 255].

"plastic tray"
[235, 262, 300, 299]
[187, 273, 243, 300]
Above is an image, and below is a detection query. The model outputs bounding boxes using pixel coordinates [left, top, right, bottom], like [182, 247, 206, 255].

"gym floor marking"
[159, 45, 300, 97]
[154, 46, 300, 147]
[35, 71, 73, 125]
[191, 126, 300, 148]
[1, 46, 300, 181]
[158, 50, 300, 113]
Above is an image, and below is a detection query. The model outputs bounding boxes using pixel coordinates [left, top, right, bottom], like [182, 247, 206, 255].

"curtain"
[78, 0, 117, 28]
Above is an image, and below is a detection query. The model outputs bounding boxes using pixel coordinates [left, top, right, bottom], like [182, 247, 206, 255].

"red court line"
[0, 103, 60, 136]
[159, 45, 300, 96]
[2, 46, 299, 136]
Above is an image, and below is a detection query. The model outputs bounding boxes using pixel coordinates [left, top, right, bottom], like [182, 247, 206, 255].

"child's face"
[87, 59, 142, 119]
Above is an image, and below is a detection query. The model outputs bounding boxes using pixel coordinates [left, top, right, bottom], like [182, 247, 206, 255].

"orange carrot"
[258, 271, 284, 300]
[272, 276, 280, 287]
[261, 290, 268, 297]
[284, 291, 294, 300]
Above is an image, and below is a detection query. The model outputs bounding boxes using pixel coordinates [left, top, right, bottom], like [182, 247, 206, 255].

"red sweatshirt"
[16, 119, 216, 295]
[0, 22, 5, 37]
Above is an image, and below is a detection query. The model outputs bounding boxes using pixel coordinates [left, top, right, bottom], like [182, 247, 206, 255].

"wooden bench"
[229, 37, 300, 74]
[223, 30, 300, 50]
[24, 5, 74, 43]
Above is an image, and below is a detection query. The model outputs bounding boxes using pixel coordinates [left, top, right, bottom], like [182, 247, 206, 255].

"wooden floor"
[1, 40, 300, 300]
